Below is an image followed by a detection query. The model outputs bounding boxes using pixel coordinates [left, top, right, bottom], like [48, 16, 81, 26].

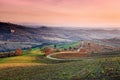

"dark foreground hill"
[0, 22, 45, 42]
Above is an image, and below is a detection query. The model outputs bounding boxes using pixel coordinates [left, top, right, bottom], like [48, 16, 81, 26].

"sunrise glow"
[0, 0, 120, 27]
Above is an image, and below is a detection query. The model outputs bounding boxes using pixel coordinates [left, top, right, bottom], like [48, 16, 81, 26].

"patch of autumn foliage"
[0, 48, 22, 58]
[15, 48, 22, 56]
[42, 46, 54, 56]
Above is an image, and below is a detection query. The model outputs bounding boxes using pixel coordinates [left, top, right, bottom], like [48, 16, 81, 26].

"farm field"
[0, 49, 120, 80]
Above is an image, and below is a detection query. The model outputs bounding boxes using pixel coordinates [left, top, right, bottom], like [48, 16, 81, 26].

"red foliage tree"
[15, 48, 22, 56]
[42, 46, 54, 56]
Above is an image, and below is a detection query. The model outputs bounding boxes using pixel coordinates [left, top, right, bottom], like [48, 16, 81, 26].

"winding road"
[46, 52, 82, 61]
[46, 41, 85, 61]
[77, 41, 84, 52]
[46, 52, 66, 60]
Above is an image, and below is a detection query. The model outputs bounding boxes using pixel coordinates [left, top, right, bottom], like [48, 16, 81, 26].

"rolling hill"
[0, 22, 120, 51]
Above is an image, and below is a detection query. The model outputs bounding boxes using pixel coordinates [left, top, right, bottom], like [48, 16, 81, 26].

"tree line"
[0, 48, 22, 58]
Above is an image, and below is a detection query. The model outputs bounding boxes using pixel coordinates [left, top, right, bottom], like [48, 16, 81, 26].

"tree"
[54, 44, 57, 49]
[69, 47, 72, 51]
[42, 46, 54, 56]
[88, 43, 91, 47]
[15, 48, 22, 56]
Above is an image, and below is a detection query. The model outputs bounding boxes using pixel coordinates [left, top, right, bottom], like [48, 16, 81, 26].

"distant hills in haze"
[0, 22, 120, 43]
[0, 22, 120, 51]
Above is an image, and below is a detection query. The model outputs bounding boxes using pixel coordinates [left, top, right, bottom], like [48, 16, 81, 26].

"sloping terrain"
[99, 38, 120, 47]
[0, 22, 120, 43]
[0, 22, 120, 51]
[0, 49, 120, 80]
[0, 22, 120, 80]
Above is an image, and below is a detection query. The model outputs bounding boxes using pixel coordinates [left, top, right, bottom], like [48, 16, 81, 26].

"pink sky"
[0, 0, 120, 27]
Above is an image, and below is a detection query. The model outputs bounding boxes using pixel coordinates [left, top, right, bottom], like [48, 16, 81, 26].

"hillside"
[0, 22, 120, 80]
[0, 48, 120, 80]
[0, 22, 44, 42]
[0, 22, 120, 51]
[0, 22, 120, 42]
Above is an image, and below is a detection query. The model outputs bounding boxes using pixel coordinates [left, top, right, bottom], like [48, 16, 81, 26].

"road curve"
[46, 52, 83, 61]
[46, 52, 66, 61]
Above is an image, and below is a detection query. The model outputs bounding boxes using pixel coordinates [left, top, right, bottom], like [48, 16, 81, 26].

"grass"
[0, 48, 120, 80]
[0, 48, 42, 63]
[0, 48, 66, 64]
[49, 41, 80, 50]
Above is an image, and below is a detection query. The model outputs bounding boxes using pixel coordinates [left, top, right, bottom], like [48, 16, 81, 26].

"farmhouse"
[11, 29, 15, 33]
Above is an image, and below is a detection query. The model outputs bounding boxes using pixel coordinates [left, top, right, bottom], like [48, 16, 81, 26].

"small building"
[11, 29, 15, 33]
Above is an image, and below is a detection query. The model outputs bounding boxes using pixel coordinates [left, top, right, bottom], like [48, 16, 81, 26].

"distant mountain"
[0, 22, 120, 43]
[0, 22, 120, 51]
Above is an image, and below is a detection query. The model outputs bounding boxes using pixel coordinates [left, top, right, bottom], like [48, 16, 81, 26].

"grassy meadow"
[0, 47, 120, 80]
[49, 41, 81, 50]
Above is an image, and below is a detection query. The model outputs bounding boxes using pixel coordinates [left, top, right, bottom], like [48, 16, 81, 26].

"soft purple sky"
[0, 0, 120, 28]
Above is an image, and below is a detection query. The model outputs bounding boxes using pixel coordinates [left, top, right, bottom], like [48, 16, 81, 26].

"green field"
[49, 41, 81, 50]
[0, 48, 120, 80]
